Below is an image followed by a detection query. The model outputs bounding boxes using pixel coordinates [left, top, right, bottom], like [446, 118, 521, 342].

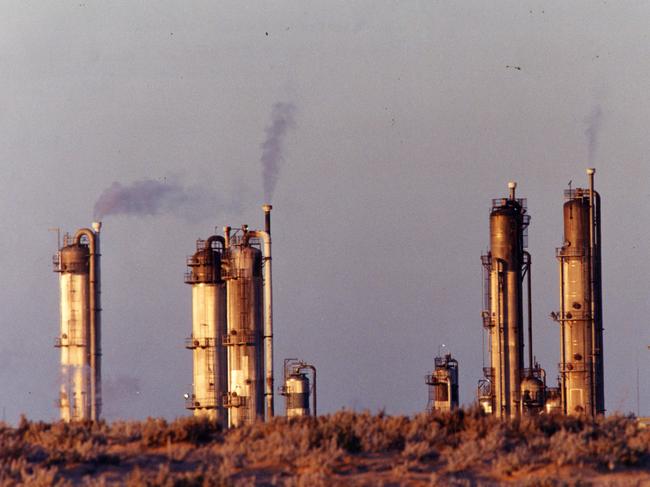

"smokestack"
[508, 181, 517, 200]
[262, 204, 272, 235]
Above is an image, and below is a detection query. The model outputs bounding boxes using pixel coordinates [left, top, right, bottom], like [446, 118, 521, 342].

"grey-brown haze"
[0, 1, 649, 424]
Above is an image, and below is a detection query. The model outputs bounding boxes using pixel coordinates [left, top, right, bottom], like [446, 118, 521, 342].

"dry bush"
[0, 410, 647, 485]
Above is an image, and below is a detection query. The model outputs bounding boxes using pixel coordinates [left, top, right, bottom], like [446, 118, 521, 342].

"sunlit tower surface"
[556, 169, 604, 416]
[478, 182, 531, 418]
[53, 222, 102, 422]
[185, 236, 228, 427]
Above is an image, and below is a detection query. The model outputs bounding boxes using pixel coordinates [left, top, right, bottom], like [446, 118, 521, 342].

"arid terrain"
[1, 409, 649, 486]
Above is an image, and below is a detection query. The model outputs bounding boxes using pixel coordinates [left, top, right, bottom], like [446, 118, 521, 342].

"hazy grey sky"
[1, 1, 649, 423]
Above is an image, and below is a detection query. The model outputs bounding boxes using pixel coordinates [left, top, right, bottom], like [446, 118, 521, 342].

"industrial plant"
[53, 222, 102, 422]
[50, 171, 605, 424]
[185, 205, 275, 428]
[476, 169, 604, 418]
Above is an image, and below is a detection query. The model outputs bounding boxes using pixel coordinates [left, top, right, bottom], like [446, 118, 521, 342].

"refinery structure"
[51, 170, 606, 423]
[475, 169, 604, 418]
[53, 222, 102, 422]
[185, 205, 276, 428]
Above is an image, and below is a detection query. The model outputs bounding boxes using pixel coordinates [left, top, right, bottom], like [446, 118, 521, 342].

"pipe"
[247, 229, 274, 419]
[496, 259, 505, 417]
[206, 235, 226, 251]
[223, 226, 231, 248]
[508, 181, 517, 200]
[587, 168, 596, 416]
[524, 251, 533, 371]
[263, 204, 272, 235]
[304, 364, 317, 417]
[559, 253, 567, 414]
[594, 190, 604, 413]
[73, 222, 102, 421]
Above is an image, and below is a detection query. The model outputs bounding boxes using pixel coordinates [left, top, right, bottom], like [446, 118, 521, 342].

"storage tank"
[280, 359, 316, 418]
[556, 169, 604, 415]
[479, 182, 530, 418]
[54, 223, 101, 422]
[185, 236, 227, 427]
[425, 353, 459, 412]
[520, 364, 546, 416]
[223, 229, 265, 427]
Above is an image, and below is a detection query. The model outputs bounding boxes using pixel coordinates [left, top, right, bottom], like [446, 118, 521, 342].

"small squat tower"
[280, 359, 316, 417]
[425, 353, 459, 413]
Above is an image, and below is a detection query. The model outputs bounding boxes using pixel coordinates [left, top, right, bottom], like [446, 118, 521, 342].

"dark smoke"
[584, 105, 603, 164]
[93, 178, 240, 220]
[260, 102, 296, 202]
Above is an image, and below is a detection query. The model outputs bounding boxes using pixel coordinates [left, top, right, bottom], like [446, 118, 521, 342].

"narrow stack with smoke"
[54, 223, 102, 422]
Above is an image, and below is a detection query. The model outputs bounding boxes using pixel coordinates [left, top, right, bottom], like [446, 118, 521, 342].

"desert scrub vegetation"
[0, 409, 647, 485]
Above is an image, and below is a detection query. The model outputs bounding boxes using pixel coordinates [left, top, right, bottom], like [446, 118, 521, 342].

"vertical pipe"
[262, 205, 273, 419]
[306, 364, 317, 417]
[587, 168, 596, 416]
[525, 252, 533, 370]
[91, 222, 102, 421]
[223, 226, 231, 248]
[594, 191, 604, 413]
[263, 204, 272, 235]
[74, 225, 101, 421]
[559, 255, 567, 414]
[249, 227, 274, 420]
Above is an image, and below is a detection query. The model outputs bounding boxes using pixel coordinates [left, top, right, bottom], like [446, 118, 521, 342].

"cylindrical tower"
[556, 169, 604, 415]
[185, 236, 227, 427]
[223, 231, 264, 427]
[481, 182, 530, 418]
[425, 353, 459, 413]
[280, 359, 316, 418]
[54, 223, 101, 422]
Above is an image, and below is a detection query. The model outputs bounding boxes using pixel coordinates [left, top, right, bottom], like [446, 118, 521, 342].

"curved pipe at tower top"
[72, 223, 102, 421]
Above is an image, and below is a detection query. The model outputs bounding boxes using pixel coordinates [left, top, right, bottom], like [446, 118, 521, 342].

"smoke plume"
[93, 177, 239, 221]
[584, 105, 603, 164]
[260, 102, 296, 202]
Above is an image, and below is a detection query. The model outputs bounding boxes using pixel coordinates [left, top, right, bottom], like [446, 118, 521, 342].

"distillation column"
[54, 223, 101, 422]
[280, 359, 317, 418]
[482, 183, 530, 418]
[185, 236, 227, 426]
[223, 228, 265, 427]
[557, 168, 604, 415]
[425, 353, 459, 413]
